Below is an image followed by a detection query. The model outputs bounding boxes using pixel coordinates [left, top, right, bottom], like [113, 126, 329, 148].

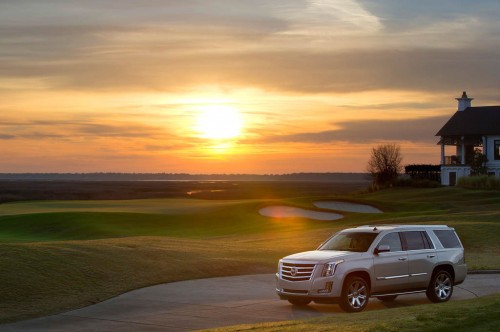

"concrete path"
[2, 273, 499, 332]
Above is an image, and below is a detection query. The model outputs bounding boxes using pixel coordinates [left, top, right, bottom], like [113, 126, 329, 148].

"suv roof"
[347, 224, 452, 233]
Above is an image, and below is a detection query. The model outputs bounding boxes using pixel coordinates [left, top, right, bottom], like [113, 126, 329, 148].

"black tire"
[288, 298, 311, 306]
[376, 295, 398, 302]
[426, 270, 453, 303]
[339, 276, 369, 312]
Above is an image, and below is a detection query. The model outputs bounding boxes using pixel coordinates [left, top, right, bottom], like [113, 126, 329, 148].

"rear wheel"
[376, 295, 398, 302]
[288, 298, 311, 306]
[339, 276, 369, 312]
[426, 270, 453, 303]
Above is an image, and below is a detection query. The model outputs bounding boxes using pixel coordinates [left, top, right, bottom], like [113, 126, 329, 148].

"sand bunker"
[259, 206, 343, 221]
[313, 201, 382, 213]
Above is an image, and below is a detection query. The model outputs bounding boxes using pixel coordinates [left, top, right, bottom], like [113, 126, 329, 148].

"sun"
[195, 105, 243, 139]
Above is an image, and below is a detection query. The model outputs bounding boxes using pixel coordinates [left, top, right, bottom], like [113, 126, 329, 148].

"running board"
[372, 289, 426, 297]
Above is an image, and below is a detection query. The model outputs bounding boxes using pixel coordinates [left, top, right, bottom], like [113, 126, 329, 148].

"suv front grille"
[283, 289, 308, 294]
[281, 262, 316, 281]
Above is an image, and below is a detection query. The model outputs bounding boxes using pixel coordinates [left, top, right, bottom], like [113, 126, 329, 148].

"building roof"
[436, 106, 500, 136]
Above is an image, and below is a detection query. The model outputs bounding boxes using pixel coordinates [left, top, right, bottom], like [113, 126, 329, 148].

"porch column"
[483, 136, 487, 156]
[461, 136, 465, 165]
[483, 136, 488, 168]
[440, 141, 445, 165]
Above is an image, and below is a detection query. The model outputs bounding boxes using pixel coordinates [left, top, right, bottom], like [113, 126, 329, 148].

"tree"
[470, 148, 488, 175]
[367, 144, 403, 185]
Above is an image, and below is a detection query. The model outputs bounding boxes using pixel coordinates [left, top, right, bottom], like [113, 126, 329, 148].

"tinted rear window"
[403, 231, 429, 250]
[434, 230, 462, 248]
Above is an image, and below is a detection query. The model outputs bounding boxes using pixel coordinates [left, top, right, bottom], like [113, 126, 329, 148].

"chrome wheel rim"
[434, 273, 452, 300]
[347, 281, 367, 309]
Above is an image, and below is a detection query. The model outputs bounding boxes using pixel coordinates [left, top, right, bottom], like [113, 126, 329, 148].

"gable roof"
[436, 106, 500, 136]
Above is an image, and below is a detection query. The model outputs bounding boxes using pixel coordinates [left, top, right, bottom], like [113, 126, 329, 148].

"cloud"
[361, 0, 500, 31]
[3, 45, 499, 95]
[0, 0, 279, 26]
[0, 119, 174, 141]
[1, 1, 499, 95]
[255, 115, 450, 144]
[278, 0, 382, 36]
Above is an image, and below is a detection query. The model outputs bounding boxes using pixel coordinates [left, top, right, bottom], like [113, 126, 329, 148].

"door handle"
[398, 257, 407, 261]
[427, 255, 436, 258]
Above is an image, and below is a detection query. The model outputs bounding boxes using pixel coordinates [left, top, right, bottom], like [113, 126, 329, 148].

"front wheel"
[288, 298, 311, 306]
[426, 270, 453, 303]
[339, 276, 369, 312]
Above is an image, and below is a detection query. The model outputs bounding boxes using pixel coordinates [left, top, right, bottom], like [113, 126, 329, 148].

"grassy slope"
[0, 199, 330, 322]
[0, 187, 500, 324]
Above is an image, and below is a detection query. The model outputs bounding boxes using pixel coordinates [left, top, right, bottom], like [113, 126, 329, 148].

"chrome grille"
[280, 262, 316, 281]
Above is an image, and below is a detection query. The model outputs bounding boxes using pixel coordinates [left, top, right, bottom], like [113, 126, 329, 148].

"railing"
[444, 155, 460, 165]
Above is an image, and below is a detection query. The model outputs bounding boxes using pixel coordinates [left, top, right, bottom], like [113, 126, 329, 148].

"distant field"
[0, 184, 499, 325]
[0, 180, 369, 202]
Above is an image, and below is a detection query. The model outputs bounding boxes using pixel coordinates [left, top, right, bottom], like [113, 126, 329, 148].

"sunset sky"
[1, 0, 500, 173]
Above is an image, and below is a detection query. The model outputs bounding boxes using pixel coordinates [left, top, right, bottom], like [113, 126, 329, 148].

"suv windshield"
[319, 232, 378, 252]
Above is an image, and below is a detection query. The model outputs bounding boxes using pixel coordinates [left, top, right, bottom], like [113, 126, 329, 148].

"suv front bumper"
[275, 273, 343, 301]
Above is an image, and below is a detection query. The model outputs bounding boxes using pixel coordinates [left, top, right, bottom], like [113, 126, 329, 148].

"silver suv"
[276, 225, 467, 312]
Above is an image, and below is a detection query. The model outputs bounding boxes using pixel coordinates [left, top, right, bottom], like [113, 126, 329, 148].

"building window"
[495, 141, 500, 160]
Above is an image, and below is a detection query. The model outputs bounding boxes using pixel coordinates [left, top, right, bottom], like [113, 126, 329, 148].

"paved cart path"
[2, 274, 499, 332]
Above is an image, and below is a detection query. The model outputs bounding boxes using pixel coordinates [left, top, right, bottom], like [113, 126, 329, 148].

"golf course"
[1, 182, 500, 330]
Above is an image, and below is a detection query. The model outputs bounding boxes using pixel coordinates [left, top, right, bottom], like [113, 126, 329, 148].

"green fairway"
[0, 186, 500, 325]
[0, 198, 254, 216]
[0, 197, 340, 243]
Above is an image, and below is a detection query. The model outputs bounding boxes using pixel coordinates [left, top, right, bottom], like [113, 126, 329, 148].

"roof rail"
[356, 224, 449, 228]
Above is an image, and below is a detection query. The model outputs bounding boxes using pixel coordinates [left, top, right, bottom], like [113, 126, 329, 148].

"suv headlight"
[322, 260, 344, 277]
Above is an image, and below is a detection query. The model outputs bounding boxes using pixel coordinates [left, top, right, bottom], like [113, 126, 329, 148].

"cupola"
[456, 91, 473, 112]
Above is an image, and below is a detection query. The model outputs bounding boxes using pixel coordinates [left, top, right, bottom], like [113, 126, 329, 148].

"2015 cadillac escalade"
[276, 225, 467, 312]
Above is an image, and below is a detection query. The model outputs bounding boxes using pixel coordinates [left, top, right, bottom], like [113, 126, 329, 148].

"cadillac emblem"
[290, 267, 298, 277]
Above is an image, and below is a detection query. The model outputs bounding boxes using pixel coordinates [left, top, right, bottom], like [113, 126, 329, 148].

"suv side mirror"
[375, 244, 390, 254]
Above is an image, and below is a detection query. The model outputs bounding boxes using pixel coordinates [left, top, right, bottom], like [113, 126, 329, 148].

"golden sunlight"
[195, 105, 243, 139]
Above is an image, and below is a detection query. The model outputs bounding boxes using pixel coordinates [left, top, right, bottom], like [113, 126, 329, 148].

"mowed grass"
[1, 186, 500, 324]
[208, 294, 500, 332]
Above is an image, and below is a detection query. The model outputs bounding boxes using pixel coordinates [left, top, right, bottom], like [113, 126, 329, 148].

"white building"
[436, 92, 500, 186]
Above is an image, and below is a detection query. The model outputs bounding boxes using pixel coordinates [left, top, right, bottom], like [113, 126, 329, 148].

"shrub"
[457, 175, 500, 190]
[394, 178, 442, 188]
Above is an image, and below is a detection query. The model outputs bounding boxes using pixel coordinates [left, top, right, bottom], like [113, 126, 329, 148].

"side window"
[377, 232, 402, 252]
[422, 231, 434, 249]
[402, 231, 430, 250]
[434, 230, 462, 248]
